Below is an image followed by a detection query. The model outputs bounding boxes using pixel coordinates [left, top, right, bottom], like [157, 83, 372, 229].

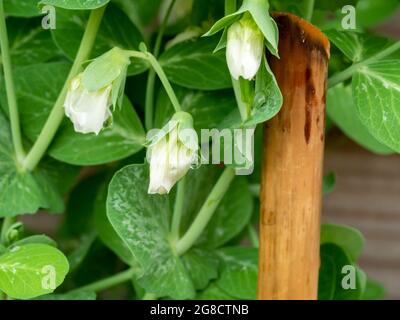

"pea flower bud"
[147, 112, 198, 195]
[64, 47, 131, 135]
[226, 13, 264, 80]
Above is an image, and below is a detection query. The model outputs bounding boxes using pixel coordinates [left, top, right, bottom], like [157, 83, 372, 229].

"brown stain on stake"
[257, 13, 330, 300]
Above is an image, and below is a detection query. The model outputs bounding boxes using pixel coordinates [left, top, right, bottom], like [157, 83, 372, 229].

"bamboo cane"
[257, 13, 330, 300]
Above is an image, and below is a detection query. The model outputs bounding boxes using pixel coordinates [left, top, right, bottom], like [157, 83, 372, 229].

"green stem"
[1, 217, 15, 245]
[176, 167, 236, 256]
[170, 177, 186, 242]
[247, 223, 259, 247]
[304, 0, 315, 21]
[72, 268, 135, 293]
[22, 6, 107, 172]
[130, 51, 182, 112]
[145, 0, 177, 130]
[328, 41, 400, 88]
[232, 79, 250, 121]
[225, 0, 237, 15]
[0, 0, 25, 163]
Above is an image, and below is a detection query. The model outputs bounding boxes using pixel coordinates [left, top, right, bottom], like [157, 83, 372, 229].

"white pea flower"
[226, 13, 264, 80]
[64, 74, 112, 135]
[64, 47, 131, 135]
[147, 112, 198, 195]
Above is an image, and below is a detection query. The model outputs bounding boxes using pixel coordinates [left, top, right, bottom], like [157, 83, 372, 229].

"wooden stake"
[257, 13, 330, 300]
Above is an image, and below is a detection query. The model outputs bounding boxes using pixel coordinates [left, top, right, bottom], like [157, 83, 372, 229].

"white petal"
[148, 136, 171, 194]
[226, 23, 243, 80]
[147, 125, 198, 195]
[226, 16, 264, 80]
[64, 74, 112, 135]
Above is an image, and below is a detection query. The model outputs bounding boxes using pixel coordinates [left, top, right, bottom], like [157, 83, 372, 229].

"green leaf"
[67, 233, 97, 272]
[0, 166, 45, 217]
[107, 164, 195, 299]
[321, 224, 365, 262]
[0, 62, 145, 166]
[326, 30, 398, 63]
[182, 248, 219, 290]
[94, 181, 137, 266]
[318, 249, 336, 299]
[10, 235, 57, 248]
[353, 60, 400, 152]
[362, 279, 386, 300]
[314, 0, 357, 11]
[327, 84, 393, 154]
[0, 244, 69, 299]
[155, 87, 239, 133]
[113, 0, 162, 31]
[51, 4, 147, 76]
[39, 0, 110, 10]
[5, 18, 60, 66]
[356, 0, 399, 27]
[215, 247, 258, 300]
[33, 157, 79, 213]
[0, 111, 76, 217]
[4, 0, 41, 17]
[180, 166, 253, 249]
[61, 173, 106, 237]
[319, 244, 366, 300]
[198, 177, 253, 248]
[322, 172, 336, 195]
[246, 57, 282, 127]
[0, 62, 71, 139]
[197, 283, 236, 300]
[35, 290, 96, 300]
[270, 0, 310, 18]
[356, 267, 367, 296]
[159, 36, 232, 90]
[0, 111, 39, 215]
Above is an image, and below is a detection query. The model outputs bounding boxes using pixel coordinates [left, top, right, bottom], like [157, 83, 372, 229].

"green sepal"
[242, 0, 279, 57]
[82, 47, 131, 92]
[204, 0, 279, 57]
[146, 111, 197, 149]
[111, 67, 128, 109]
[145, 118, 178, 148]
[213, 28, 228, 53]
[203, 11, 242, 38]
[173, 111, 198, 151]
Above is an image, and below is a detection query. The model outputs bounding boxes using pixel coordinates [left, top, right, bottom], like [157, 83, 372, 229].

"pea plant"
[0, 0, 398, 300]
